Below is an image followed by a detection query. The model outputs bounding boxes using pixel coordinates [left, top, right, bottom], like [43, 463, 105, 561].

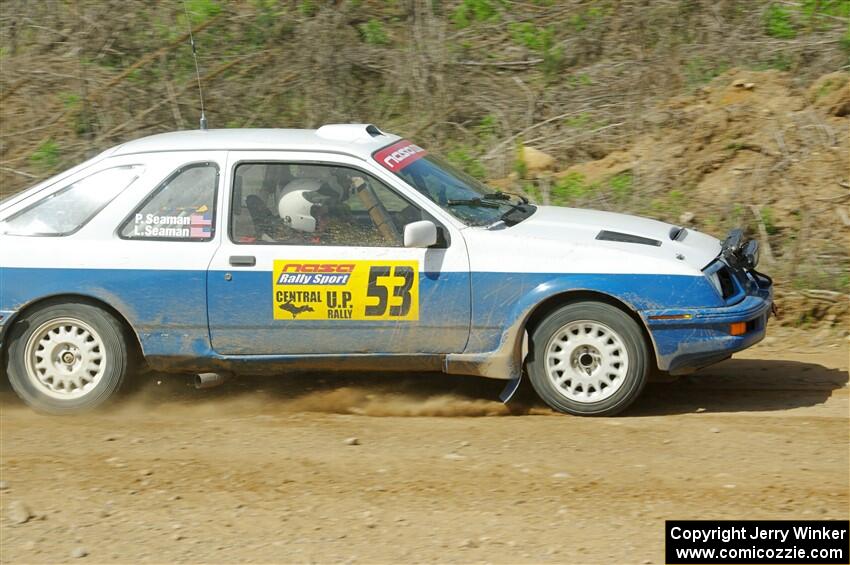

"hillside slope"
[530, 69, 849, 325]
[0, 0, 847, 318]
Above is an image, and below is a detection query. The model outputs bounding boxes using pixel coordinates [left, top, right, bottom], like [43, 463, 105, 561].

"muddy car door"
[206, 152, 471, 355]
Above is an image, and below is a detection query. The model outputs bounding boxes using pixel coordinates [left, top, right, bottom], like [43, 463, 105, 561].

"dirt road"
[1, 328, 847, 564]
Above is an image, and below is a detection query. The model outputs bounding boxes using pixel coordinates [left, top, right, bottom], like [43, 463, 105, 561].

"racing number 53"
[365, 265, 415, 317]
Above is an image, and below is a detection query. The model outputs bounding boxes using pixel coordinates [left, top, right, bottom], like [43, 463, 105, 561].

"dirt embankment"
[0, 328, 847, 564]
[541, 69, 849, 326]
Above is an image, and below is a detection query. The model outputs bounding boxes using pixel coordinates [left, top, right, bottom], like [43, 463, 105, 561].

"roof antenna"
[182, 0, 207, 130]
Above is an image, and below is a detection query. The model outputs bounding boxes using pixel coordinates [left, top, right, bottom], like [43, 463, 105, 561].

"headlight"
[704, 261, 739, 299]
[706, 270, 723, 296]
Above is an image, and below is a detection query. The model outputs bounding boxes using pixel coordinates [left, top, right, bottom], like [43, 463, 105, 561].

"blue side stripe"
[1, 267, 722, 360]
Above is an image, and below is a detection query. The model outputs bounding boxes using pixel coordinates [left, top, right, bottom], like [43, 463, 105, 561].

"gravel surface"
[1, 329, 847, 564]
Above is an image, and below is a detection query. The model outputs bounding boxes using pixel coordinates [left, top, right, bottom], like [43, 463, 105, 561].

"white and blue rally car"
[0, 125, 772, 415]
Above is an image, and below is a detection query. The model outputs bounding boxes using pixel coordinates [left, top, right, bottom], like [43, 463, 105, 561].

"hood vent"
[596, 230, 662, 247]
[669, 226, 688, 241]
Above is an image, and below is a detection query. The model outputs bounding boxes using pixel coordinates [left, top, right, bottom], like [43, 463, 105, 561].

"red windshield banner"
[373, 140, 428, 172]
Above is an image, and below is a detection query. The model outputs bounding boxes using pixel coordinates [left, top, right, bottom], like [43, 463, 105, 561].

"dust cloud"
[280, 387, 515, 417]
[7, 371, 551, 419]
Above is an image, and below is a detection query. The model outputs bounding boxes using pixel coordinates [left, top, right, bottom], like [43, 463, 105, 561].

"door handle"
[229, 255, 256, 267]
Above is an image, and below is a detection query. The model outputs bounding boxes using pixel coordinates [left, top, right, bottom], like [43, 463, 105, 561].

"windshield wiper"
[446, 198, 501, 208]
[481, 191, 529, 204]
[447, 191, 530, 208]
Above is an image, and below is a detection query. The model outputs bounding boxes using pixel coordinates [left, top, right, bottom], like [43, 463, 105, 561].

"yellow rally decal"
[273, 260, 419, 321]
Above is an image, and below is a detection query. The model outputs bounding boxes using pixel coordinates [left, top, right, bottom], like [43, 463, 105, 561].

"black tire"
[526, 301, 649, 416]
[5, 301, 130, 414]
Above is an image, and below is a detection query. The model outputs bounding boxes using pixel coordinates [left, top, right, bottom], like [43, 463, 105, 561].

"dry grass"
[1, 0, 848, 307]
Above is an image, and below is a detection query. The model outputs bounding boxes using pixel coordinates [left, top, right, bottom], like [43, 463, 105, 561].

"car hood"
[505, 206, 721, 272]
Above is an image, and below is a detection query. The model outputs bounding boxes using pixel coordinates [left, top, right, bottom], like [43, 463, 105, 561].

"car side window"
[120, 162, 218, 241]
[0, 165, 145, 237]
[230, 163, 426, 247]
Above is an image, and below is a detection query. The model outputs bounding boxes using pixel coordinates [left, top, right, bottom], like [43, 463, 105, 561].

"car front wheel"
[526, 301, 649, 416]
[6, 302, 130, 414]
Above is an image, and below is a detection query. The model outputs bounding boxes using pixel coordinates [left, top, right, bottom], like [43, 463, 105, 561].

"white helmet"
[277, 178, 329, 233]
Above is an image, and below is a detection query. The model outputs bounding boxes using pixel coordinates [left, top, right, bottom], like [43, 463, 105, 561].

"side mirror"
[403, 220, 438, 248]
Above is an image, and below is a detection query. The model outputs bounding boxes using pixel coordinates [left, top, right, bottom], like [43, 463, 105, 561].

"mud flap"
[500, 331, 528, 403]
[499, 375, 523, 403]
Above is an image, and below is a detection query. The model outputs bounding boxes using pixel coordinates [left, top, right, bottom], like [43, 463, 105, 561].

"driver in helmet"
[276, 178, 333, 243]
[277, 177, 396, 246]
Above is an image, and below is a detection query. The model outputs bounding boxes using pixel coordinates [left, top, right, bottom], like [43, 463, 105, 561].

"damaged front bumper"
[643, 268, 774, 375]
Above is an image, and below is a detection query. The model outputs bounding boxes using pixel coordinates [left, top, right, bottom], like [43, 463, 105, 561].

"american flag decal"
[189, 212, 212, 238]
[190, 213, 212, 226]
[190, 225, 211, 238]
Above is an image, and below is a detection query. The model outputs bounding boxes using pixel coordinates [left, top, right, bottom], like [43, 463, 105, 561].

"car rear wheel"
[6, 302, 130, 414]
[526, 301, 649, 416]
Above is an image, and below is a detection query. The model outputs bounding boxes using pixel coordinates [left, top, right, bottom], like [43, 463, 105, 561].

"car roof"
[109, 124, 402, 160]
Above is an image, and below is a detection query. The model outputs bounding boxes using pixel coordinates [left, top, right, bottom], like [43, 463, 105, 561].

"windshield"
[373, 140, 535, 227]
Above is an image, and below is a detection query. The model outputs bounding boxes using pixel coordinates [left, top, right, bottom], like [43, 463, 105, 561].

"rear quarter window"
[0, 165, 145, 236]
[119, 162, 218, 241]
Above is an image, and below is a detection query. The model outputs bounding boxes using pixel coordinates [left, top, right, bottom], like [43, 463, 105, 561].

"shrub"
[508, 23, 563, 78]
[685, 57, 727, 86]
[477, 114, 498, 138]
[566, 74, 593, 88]
[801, 0, 850, 20]
[452, 0, 500, 29]
[514, 141, 528, 179]
[60, 92, 80, 107]
[644, 189, 686, 220]
[760, 206, 779, 235]
[764, 4, 797, 38]
[542, 44, 565, 79]
[509, 22, 553, 52]
[184, 0, 221, 24]
[359, 19, 389, 45]
[756, 53, 792, 71]
[552, 172, 596, 203]
[446, 146, 487, 179]
[30, 140, 60, 171]
[568, 6, 605, 32]
[523, 182, 542, 203]
[608, 172, 633, 201]
[299, 0, 317, 17]
[841, 22, 850, 54]
[564, 113, 592, 129]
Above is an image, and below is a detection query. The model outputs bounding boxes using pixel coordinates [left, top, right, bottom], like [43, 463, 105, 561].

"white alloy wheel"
[23, 317, 107, 400]
[526, 301, 649, 416]
[8, 302, 129, 413]
[544, 320, 629, 403]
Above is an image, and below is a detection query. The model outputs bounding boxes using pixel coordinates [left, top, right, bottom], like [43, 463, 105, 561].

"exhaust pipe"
[194, 372, 228, 389]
